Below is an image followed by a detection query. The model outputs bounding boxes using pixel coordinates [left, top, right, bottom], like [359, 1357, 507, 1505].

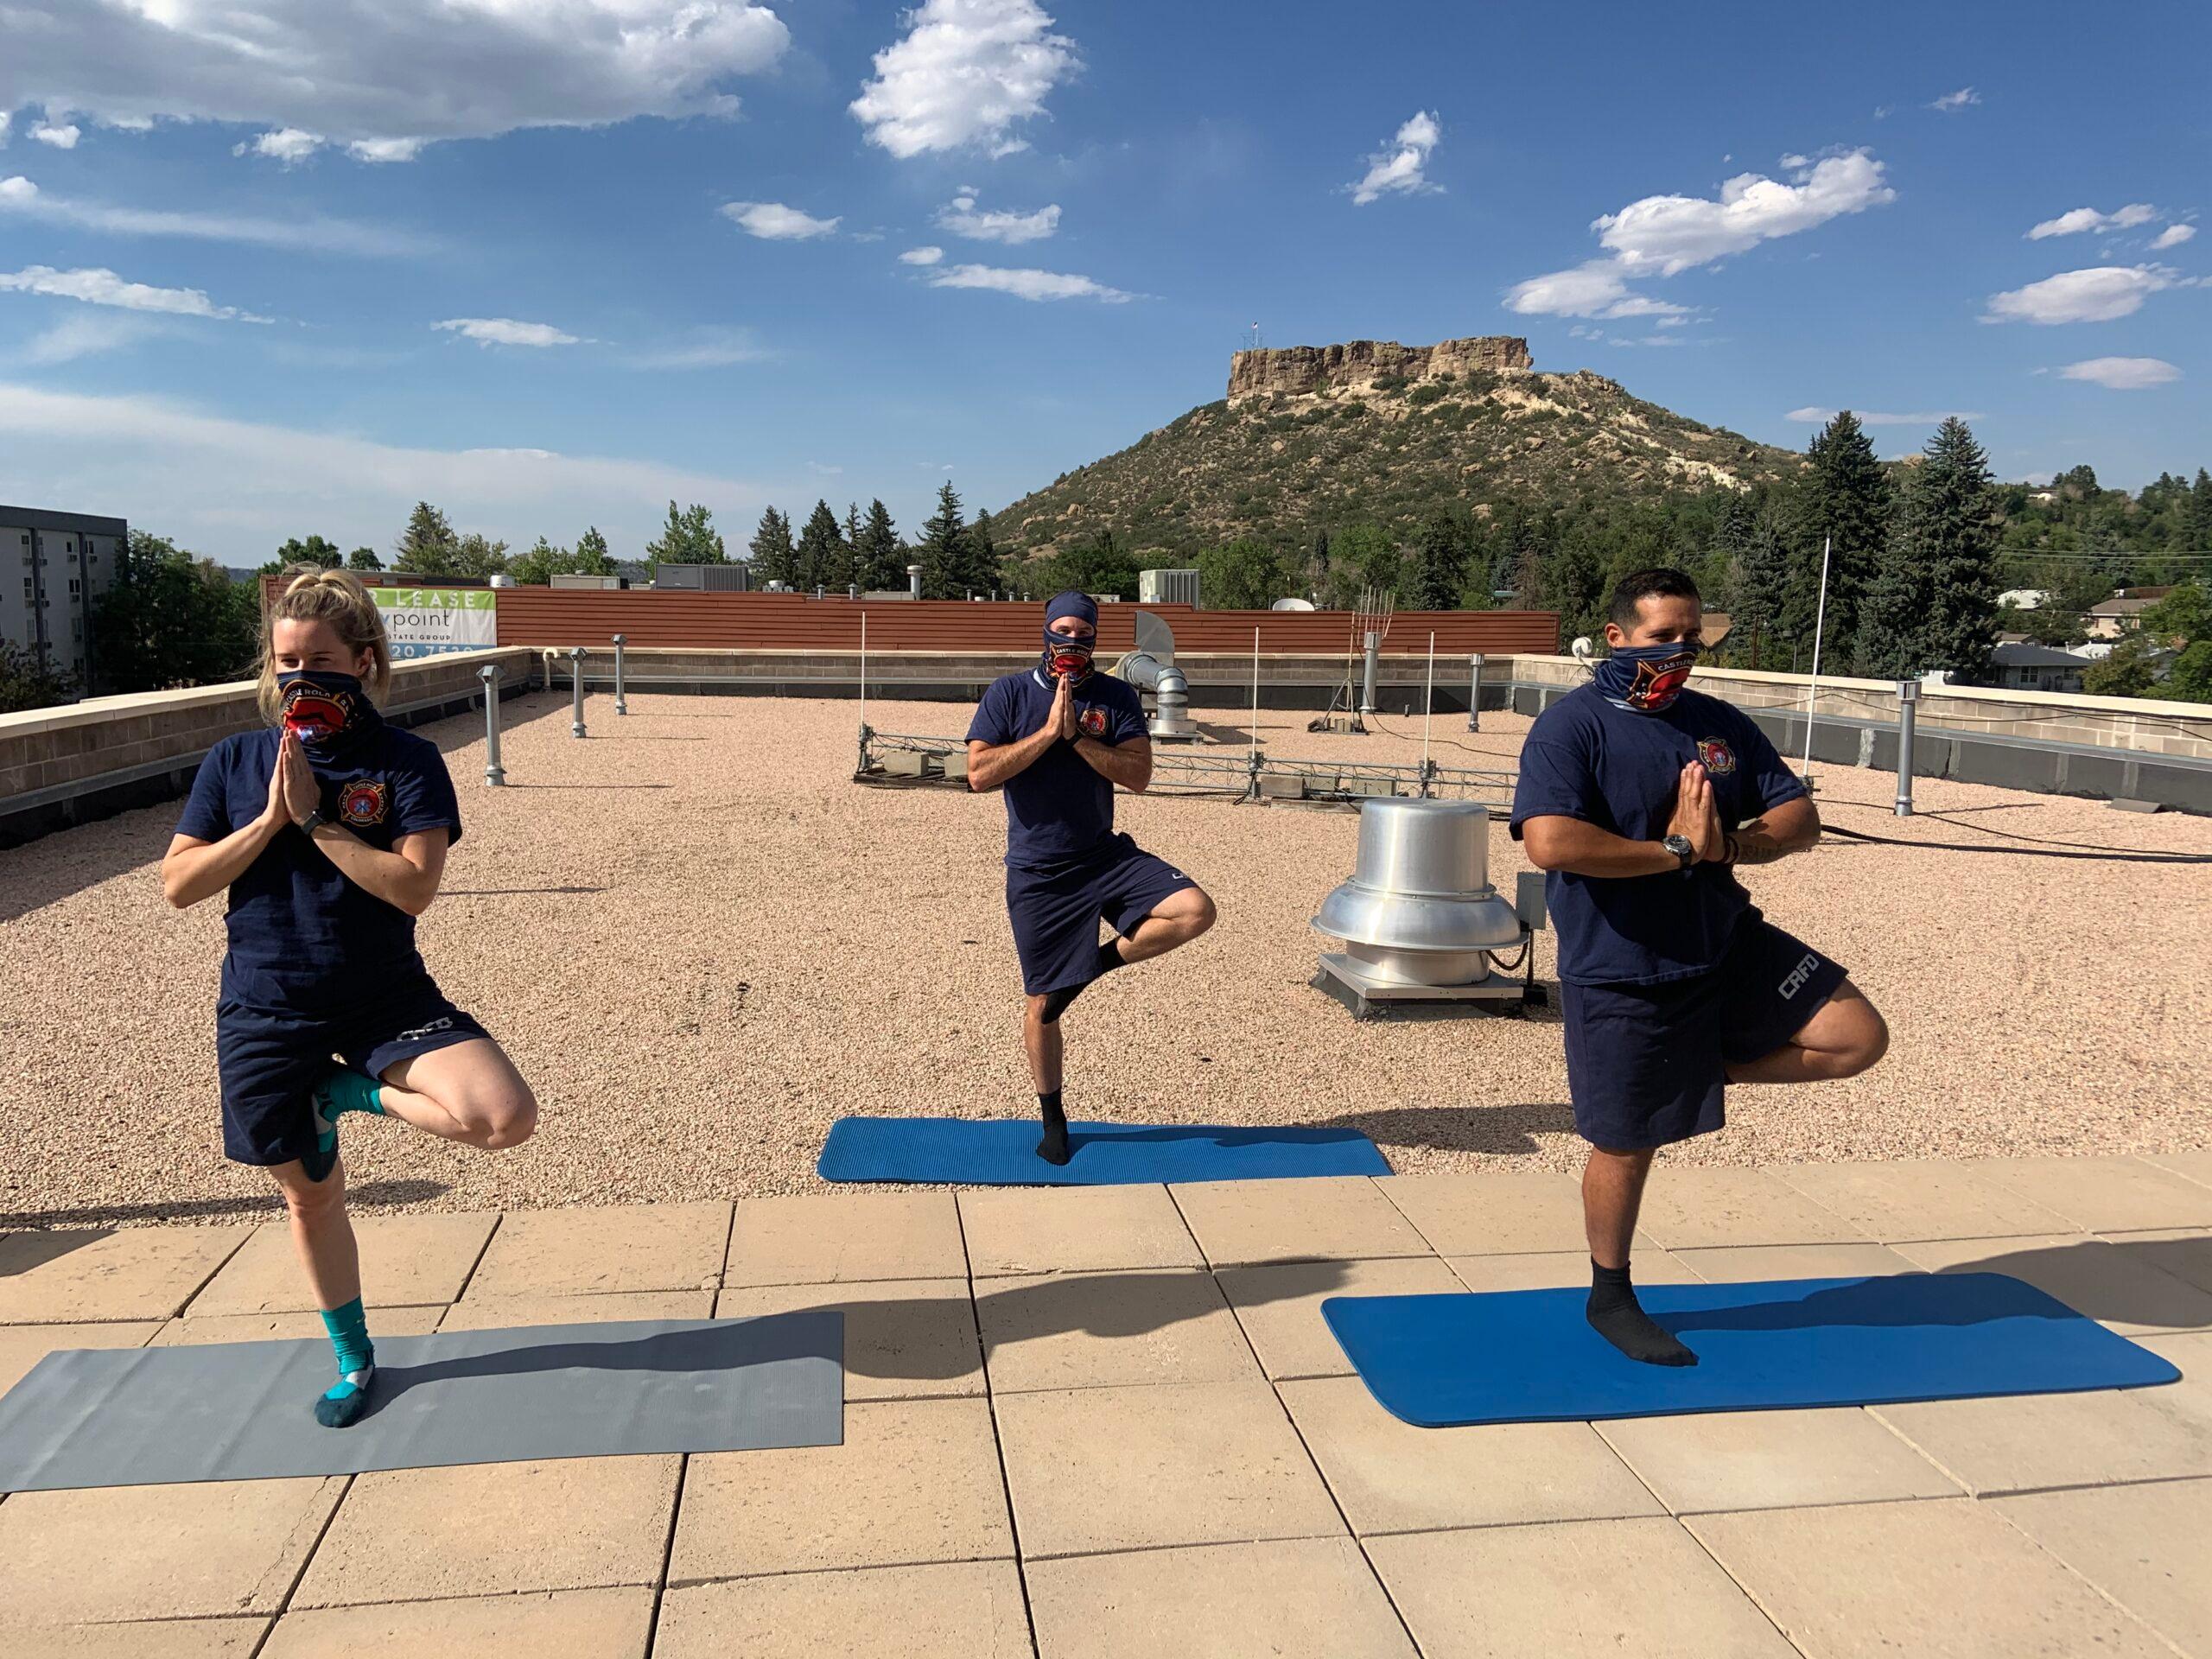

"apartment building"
[1, 506, 128, 693]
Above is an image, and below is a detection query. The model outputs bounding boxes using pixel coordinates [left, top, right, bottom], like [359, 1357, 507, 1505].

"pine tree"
[794, 499, 849, 592]
[575, 526, 614, 576]
[1407, 509, 1467, 610]
[1802, 412, 1893, 670]
[916, 482, 971, 600]
[1732, 521, 1791, 668]
[854, 500, 906, 591]
[747, 507, 798, 588]
[392, 502, 456, 573]
[645, 501, 725, 568]
[2190, 469, 2212, 550]
[967, 510, 1001, 595]
[1862, 418, 2000, 681]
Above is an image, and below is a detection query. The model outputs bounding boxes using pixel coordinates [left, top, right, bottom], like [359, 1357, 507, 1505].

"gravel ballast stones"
[2, 690, 2206, 1226]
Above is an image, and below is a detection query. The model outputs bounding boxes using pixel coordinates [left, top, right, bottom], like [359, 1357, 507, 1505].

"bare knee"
[1185, 893, 1219, 938]
[1024, 994, 1052, 1027]
[451, 1083, 537, 1150]
[277, 1165, 346, 1220]
[1833, 1002, 1891, 1078]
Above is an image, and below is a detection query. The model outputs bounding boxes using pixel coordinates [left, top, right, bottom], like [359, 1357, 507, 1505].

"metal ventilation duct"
[1119, 609, 1195, 741]
[1312, 799, 1523, 987]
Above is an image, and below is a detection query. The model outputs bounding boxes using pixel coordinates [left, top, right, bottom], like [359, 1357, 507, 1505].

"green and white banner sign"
[373, 586, 499, 659]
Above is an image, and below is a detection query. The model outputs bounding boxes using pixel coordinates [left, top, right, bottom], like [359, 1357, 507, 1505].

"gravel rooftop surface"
[3, 689, 2208, 1226]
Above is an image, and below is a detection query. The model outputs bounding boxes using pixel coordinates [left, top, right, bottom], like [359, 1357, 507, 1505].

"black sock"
[1038, 940, 1126, 1027]
[1586, 1261, 1697, 1367]
[1094, 938, 1127, 978]
[1036, 1090, 1071, 1165]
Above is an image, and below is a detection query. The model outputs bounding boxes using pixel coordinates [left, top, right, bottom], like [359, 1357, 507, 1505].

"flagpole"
[1802, 535, 1832, 782]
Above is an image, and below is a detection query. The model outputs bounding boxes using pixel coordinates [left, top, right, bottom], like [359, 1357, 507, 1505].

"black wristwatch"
[299, 807, 329, 835]
[1662, 833, 1696, 871]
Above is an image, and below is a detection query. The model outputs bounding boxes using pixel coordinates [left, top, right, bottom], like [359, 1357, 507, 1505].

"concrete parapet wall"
[0, 648, 537, 848]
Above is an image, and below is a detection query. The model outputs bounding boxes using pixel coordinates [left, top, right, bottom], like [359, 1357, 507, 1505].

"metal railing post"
[1467, 652, 1484, 732]
[569, 646, 587, 738]
[612, 633, 628, 716]
[1895, 678, 1920, 817]
[480, 665, 506, 785]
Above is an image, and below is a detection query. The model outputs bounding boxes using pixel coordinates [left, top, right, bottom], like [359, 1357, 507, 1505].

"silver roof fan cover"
[1313, 798, 1523, 986]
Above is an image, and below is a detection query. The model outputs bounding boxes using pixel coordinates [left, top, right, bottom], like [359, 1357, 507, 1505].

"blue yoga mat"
[1323, 1274, 2181, 1427]
[818, 1116, 1390, 1186]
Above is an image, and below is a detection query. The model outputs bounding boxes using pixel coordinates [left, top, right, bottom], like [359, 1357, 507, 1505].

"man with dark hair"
[966, 593, 1218, 1163]
[1511, 567, 1888, 1365]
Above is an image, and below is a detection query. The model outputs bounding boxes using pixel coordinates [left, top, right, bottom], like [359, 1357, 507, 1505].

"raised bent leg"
[1114, 885, 1217, 967]
[1725, 980, 1889, 1085]
[376, 1038, 538, 1151]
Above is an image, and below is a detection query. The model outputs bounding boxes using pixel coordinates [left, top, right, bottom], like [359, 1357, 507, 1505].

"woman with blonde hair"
[162, 565, 537, 1427]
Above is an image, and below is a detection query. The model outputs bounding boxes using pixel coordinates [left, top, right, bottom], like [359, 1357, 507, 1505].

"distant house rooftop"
[1991, 642, 2089, 669]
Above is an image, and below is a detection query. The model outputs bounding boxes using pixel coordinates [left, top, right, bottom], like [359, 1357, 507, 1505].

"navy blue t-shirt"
[965, 668, 1149, 869]
[175, 720, 464, 1014]
[1509, 683, 1807, 986]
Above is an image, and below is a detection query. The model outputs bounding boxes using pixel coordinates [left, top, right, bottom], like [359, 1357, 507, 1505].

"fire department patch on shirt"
[338, 777, 390, 826]
[1696, 737, 1737, 776]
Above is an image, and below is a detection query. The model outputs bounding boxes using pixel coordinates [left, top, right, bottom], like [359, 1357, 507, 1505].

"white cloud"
[1351, 109, 1442, 206]
[1929, 87, 1981, 112]
[17, 312, 163, 365]
[899, 245, 945, 265]
[2057, 356, 2181, 390]
[1981, 264, 2179, 325]
[0, 381, 777, 567]
[620, 326, 769, 370]
[30, 121, 80, 149]
[1595, 149, 1896, 276]
[927, 263, 1132, 302]
[0, 264, 270, 321]
[0, 173, 417, 257]
[1786, 407, 1985, 425]
[2151, 223, 2196, 250]
[934, 192, 1059, 244]
[0, 112, 10, 147]
[852, 0, 1080, 159]
[2026, 203, 2158, 239]
[432, 317, 581, 348]
[721, 201, 841, 240]
[235, 128, 324, 165]
[1504, 260, 1634, 317]
[0, 2, 790, 160]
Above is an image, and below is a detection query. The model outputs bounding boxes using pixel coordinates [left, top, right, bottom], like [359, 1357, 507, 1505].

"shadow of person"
[0, 1229, 117, 1277]
[1897, 1237, 2212, 1332]
[1301, 1103, 1577, 1154]
[0, 1179, 450, 1230]
[1662, 1271, 2082, 1338]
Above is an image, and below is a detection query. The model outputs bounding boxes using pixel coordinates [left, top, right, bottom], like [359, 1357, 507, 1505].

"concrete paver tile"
[1447, 1249, 1700, 1294]
[1669, 1243, 1920, 1283]
[657, 1562, 1030, 1659]
[2095, 1229, 2212, 1295]
[1873, 1385, 2212, 1494]
[154, 1306, 443, 1344]
[714, 1278, 982, 1400]
[185, 1212, 496, 1316]
[262, 1586, 654, 1658]
[461, 1202, 729, 1299]
[724, 1192, 965, 1287]
[1027, 1537, 1415, 1659]
[292, 1455, 679, 1605]
[1369, 1516, 1795, 1658]
[1894, 1234, 2212, 1334]
[1775, 1160, 2075, 1243]
[1967, 1155, 2212, 1233]
[1993, 1478, 2212, 1657]
[2145, 1151, 2212, 1192]
[1376, 1169, 1601, 1256]
[1595, 1407, 1962, 1513]
[1688, 1497, 2173, 1658]
[977, 1268, 1260, 1393]
[0, 1319, 161, 1394]
[0, 1227, 246, 1323]
[1217, 1256, 1458, 1380]
[1630, 1167, 1869, 1250]
[1170, 1178, 1430, 1268]
[0, 1619, 269, 1656]
[1281, 1376, 1662, 1534]
[2136, 1331, 2212, 1431]
[0, 1477, 343, 1623]
[670, 1398, 1010, 1580]
[995, 1379, 1344, 1557]
[435, 1290, 714, 1331]
[960, 1184, 1201, 1276]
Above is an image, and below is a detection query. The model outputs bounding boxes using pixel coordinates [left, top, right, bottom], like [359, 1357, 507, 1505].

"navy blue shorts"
[1560, 917, 1848, 1151]
[215, 974, 488, 1167]
[1007, 833, 1199, 996]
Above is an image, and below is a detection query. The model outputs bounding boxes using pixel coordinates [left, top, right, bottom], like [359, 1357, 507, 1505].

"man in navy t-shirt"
[966, 591, 1217, 1163]
[1510, 568, 1888, 1367]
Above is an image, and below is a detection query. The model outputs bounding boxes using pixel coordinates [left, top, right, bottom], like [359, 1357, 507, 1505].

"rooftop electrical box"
[1138, 569, 1200, 608]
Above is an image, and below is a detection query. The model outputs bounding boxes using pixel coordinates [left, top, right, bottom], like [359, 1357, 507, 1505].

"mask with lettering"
[1592, 641, 1696, 714]
[276, 671, 375, 755]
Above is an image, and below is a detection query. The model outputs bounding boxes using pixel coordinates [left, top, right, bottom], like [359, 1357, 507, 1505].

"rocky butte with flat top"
[1227, 334, 1535, 400]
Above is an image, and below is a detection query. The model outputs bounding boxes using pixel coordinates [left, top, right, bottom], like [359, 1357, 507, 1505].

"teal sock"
[314, 1067, 386, 1121]
[315, 1297, 376, 1429]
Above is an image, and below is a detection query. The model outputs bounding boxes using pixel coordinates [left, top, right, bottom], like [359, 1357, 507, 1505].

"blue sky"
[1, 0, 2205, 567]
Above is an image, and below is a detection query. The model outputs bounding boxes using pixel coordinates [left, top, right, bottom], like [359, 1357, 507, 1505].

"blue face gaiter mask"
[276, 670, 374, 757]
[1040, 591, 1099, 683]
[1592, 641, 1697, 714]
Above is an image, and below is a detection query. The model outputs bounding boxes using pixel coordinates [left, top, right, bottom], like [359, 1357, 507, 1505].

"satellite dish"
[1269, 597, 1318, 611]
[1571, 636, 1595, 667]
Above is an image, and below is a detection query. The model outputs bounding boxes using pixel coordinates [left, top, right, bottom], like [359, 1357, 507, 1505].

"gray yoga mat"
[0, 1312, 842, 1491]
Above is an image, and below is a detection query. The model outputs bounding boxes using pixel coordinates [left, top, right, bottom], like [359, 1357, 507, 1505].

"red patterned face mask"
[1044, 637, 1095, 682]
[277, 671, 365, 748]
